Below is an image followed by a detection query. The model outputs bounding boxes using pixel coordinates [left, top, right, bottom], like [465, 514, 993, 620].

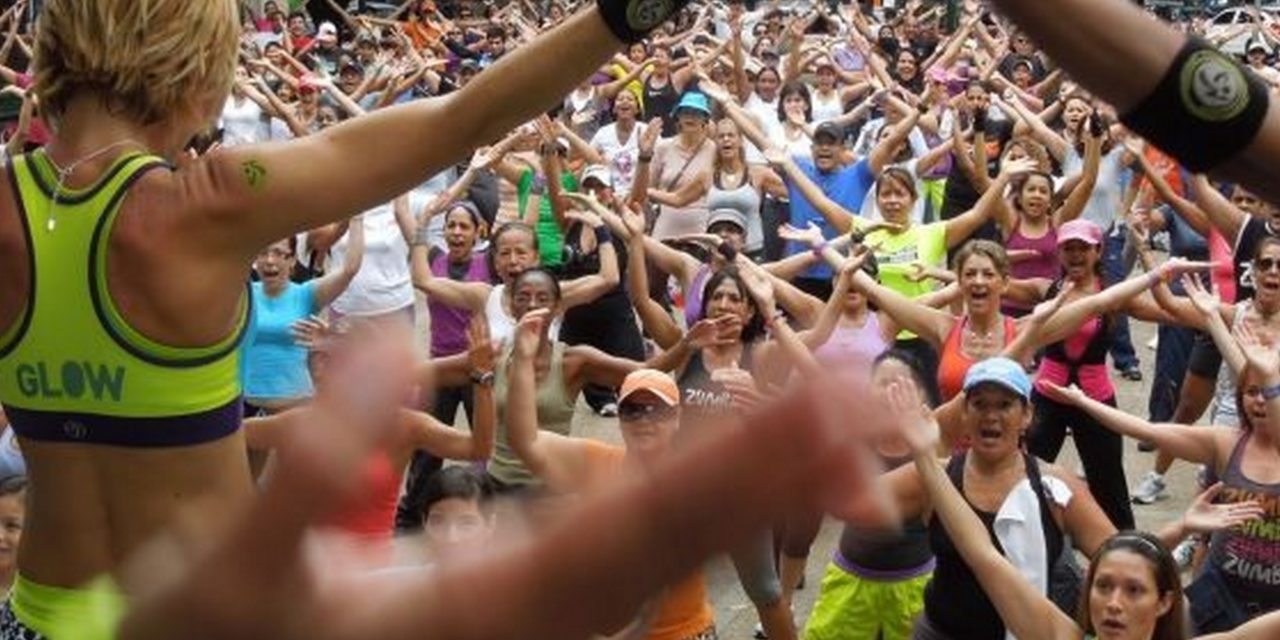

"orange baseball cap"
[618, 369, 679, 406]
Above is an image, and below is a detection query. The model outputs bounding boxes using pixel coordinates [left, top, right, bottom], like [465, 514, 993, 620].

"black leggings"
[1027, 390, 1135, 530]
[394, 384, 475, 532]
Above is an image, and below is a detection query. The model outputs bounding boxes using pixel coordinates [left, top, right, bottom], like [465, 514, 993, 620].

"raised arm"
[1052, 123, 1101, 227]
[505, 310, 591, 492]
[313, 215, 364, 309]
[190, 7, 670, 260]
[559, 209, 621, 310]
[987, 0, 1280, 201]
[892, 382, 1081, 640]
[1190, 174, 1249, 243]
[764, 148, 856, 235]
[945, 158, 1030, 248]
[403, 317, 496, 461]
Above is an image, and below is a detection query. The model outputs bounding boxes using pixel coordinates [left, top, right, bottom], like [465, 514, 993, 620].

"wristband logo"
[1180, 50, 1249, 122]
[626, 0, 673, 32]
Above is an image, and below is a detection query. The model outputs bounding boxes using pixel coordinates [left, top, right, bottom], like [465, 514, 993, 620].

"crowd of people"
[4, 0, 1280, 638]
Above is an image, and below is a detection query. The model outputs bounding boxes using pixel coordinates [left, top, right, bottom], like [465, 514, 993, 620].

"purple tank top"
[1004, 220, 1060, 313]
[428, 251, 490, 357]
[1008, 220, 1060, 280]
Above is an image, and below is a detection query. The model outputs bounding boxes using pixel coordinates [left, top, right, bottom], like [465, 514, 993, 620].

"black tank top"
[923, 452, 1065, 639]
[645, 76, 680, 137]
[838, 452, 934, 573]
[676, 346, 754, 432]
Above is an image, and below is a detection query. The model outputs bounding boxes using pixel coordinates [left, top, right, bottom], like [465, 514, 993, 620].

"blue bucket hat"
[672, 91, 712, 117]
[962, 357, 1031, 401]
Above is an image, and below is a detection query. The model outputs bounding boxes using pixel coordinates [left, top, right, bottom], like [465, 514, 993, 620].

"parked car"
[1206, 6, 1280, 55]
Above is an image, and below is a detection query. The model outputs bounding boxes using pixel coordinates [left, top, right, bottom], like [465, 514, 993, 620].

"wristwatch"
[470, 370, 496, 387]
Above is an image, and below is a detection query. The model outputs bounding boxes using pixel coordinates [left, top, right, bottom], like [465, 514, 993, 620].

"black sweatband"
[1121, 36, 1269, 172]
[594, 224, 613, 244]
[716, 242, 737, 263]
[596, 0, 687, 44]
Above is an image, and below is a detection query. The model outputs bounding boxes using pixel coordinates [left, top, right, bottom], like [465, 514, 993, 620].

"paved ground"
[561, 317, 1196, 638]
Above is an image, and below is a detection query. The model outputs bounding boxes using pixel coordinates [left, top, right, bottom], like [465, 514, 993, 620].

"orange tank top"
[937, 315, 1018, 401]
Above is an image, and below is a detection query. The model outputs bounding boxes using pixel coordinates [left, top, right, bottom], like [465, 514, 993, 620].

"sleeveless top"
[1205, 433, 1280, 612]
[837, 450, 934, 578]
[707, 172, 764, 252]
[1004, 220, 1059, 314]
[484, 284, 561, 347]
[814, 313, 889, 371]
[1035, 280, 1114, 402]
[490, 342, 576, 486]
[924, 452, 1065, 639]
[0, 151, 249, 447]
[326, 450, 402, 544]
[427, 250, 489, 357]
[938, 315, 1018, 402]
[811, 88, 845, 124]
[645, 75, 681, 137]
[676, 345, 755, 431]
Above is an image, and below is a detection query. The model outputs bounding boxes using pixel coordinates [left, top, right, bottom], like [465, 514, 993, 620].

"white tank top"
[811, 88, 844, 124]
[485, 284, 561, 347]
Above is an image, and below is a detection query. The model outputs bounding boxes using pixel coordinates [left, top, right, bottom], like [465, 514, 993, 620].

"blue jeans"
[1103, 226, 1139, 370]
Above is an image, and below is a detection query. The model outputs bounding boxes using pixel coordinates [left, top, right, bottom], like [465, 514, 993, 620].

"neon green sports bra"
[0, 150, 248, 447]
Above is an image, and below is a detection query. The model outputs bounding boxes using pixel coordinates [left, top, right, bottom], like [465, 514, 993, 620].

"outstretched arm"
[189, 8, 655, 261]
[987, 0, 1280, 201]
[890, 381, 1081, 640]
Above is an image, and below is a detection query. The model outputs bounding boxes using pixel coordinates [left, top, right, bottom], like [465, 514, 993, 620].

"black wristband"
[594, 224, 613, 244]
[596, 0, 686, 44]
[1121, 36, 1269, 172]
[716, 242, 737, 263]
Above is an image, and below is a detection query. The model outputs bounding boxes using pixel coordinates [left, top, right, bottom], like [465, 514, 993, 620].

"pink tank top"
[814, 313, 889, 371]
[1209, 228, 1237, 303]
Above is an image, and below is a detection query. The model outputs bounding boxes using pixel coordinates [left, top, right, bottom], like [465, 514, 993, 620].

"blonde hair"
[34, 0, 240, 126]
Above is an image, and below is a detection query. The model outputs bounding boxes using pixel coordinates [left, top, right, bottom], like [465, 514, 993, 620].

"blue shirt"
[242, 281, 318, 402]
[784, 158, 875, 279]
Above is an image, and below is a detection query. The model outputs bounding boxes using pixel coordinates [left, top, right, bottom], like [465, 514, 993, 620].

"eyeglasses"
[1256, 257, 1280, 273]
[618, 402, 677, 423]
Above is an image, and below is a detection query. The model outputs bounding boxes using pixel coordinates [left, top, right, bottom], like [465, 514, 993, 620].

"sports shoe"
[754, 622, 767, 639]
[598, 402, 619, 418]
[1131, 471, 1167, 504]
[1120, 366, 1143, 381]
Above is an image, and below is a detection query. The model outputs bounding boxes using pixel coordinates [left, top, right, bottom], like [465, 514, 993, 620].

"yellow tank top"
[0, 150, 247, 443]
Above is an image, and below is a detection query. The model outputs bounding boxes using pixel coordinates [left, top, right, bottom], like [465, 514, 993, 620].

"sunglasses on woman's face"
[1256, 257, 1280, 273]
[618, 402, 677, 423]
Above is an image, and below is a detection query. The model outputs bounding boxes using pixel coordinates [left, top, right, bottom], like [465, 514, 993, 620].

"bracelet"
[764, 311, 786, 329]
[637, 152, 653, 163]
[1262, 384, 1280, 401]
[594, 224, 613, 244]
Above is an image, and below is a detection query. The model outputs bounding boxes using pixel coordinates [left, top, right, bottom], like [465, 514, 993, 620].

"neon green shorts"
[802, 561, 930, 640]
[9, 573, 125, 639]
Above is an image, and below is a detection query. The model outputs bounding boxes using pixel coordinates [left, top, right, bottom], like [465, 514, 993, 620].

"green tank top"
[0, 150, 247, 423]
[491, 341, 576, 486]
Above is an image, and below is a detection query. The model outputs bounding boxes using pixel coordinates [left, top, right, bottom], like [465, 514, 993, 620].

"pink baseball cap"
[1057, 219, 1103, 247]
